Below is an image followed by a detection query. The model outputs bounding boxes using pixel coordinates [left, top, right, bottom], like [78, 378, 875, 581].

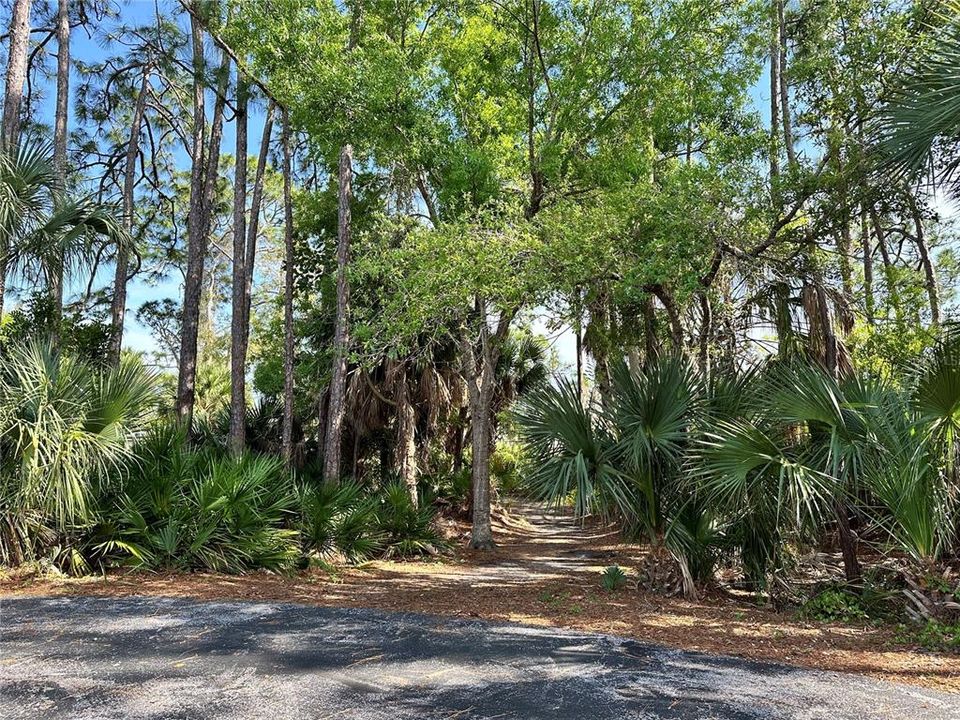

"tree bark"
[0, 0, 33, 317]
[768, 0, 780, 186]
[461, 309, 495, 550]
[861, 209, 874, 325]
[394, 363, 418, 506]
[906, 191, 940, 327]
[835, 499, 862, 585]
[49, 0, 69, 344]
[176, 31, 228, 429]
[240, 101, 274, 362]
[109, 66, 150, 365]
[777, 0, 796, 167]
[229, 75, 249, 456]
[322, 143, 353, 482]
[281, 108, 296, 468]
[1, 0, 30, 150]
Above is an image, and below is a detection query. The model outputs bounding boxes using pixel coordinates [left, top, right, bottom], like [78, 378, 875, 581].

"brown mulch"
[1, 505, 958, 694]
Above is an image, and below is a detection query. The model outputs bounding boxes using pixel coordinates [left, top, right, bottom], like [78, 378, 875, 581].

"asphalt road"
[0, 596, 957, 719]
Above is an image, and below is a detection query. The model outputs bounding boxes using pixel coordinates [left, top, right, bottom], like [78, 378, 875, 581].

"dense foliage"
[0, 0, 959, 636]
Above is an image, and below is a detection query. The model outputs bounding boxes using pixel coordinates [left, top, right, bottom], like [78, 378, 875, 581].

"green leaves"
[0, 341, 159, 564]
[872, 1, 960, 194]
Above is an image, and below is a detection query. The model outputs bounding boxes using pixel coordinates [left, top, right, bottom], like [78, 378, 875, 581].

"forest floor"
[1, 503, 958, 694]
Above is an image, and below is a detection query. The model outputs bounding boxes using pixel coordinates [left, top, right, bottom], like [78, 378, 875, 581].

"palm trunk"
[176, 32, 228, 429]
[281, 109, 296, 467]
[0, 0, 33, 317]
[109, 66, 150, 365]
[229, 76, 249, 456]
[322, 143, 353, 481]
[49, 0, 69, 344]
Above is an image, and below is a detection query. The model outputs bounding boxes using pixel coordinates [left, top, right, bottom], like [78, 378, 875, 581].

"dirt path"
[2, 503, 959, 694]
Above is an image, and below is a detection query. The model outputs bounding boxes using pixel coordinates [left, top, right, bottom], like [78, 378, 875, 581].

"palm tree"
[0, 340, 159, 565]
[0, 141, 128, 331]
[872, 2, 960, 194]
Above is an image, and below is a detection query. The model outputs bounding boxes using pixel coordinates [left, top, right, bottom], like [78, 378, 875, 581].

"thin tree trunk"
[176, 33, 228, 429]
[109, 66, 150, 365]
[861, 208, 874, 325]
[0, 0, 33, 316]
[240, 102, 274, 361]
[49, 0, 69, 344]
[322, 143, 353, 481]
[281, 108, 296, 467]
[906, 191, 940, 327]
[777, 0, 796, 167]
[768, 0, 780, 186]
[229, 75, 249, 456]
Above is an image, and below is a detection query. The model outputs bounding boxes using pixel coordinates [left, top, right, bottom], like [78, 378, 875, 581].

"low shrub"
[800, 585, 869, 623]
[95, 426, 299, 572]
[375, 480, 446, 557]
[601, 564, 628, 591]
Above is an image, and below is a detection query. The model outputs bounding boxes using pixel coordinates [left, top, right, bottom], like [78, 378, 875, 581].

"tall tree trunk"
[281, 108, 296, 467]
[109, 66, 150, 365]
[229, 76, 249, 456]
[0, 0, 33, 317]
[861, 209, 874, 325]
[777, 0, 796, 167]
[461, 311, 495, 550]
[906, 191, 940, 327]
[394, 363, 418, 506]
[49, 0, 69, 344]
[176, 33, 228, 429]
[240, 102, 274, 363]
[322, 143, 353, 481]
[1, 0, 30, 149]
[768, 0, 780, 186]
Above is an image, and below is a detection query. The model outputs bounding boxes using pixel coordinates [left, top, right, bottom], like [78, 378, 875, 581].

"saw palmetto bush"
[299, 479, 383, 562]
[0, 341, 158, 567]
[516, 355, 712, 596]
[97, 425, 300, 572]
[517, 337, 960, 596]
